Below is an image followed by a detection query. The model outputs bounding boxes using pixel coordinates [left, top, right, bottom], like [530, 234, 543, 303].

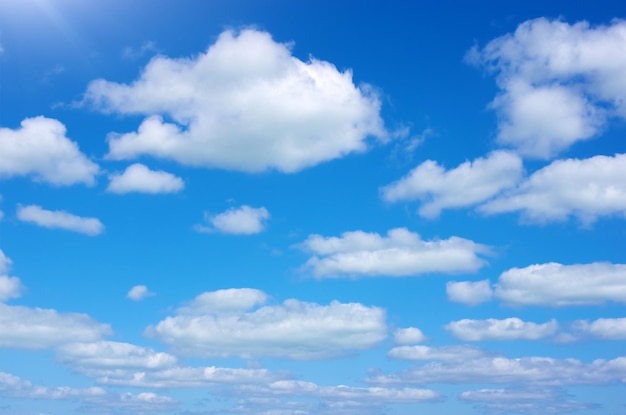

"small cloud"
[446, 279, 493, 306]
[393, 327, 426, 345]
[107, 163, 184, 194]
[127, 285, 155, 301]
[122, 41, 158, 60]
[17, 204, 104, 236]
[195, 205, 270, 235]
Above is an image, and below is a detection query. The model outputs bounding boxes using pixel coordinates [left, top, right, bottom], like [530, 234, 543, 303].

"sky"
[1, 0, 626, 414]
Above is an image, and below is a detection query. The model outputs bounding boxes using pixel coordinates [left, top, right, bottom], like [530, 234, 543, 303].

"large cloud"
[0, 116, 99, 185]
[299, 227, 489, 278]
[145, 289, 386, 359]
[445, 318, 558, 341]
[381, 151, 523, 218]
[17, 204, 104, 236]
[494, 262, 626, 306]
[480, 153, 626, 224]
[84, 29, 387, 173]
[469, 18, 626, 158]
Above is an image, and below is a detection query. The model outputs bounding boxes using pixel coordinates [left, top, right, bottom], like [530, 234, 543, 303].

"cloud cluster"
[85, 29, 387, 173]
[0, 116, 98, 185]
[299, 227, 489, 278]
[17, 204, 104, 236]
[195, 205, 270, 234]
[470, 18, 626, 158]
[146, 289, 386, 359]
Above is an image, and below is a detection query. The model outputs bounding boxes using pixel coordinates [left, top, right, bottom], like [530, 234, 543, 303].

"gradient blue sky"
[1, 1, 626, 414]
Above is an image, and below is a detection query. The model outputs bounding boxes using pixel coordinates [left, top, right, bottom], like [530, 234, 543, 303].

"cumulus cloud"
[470, 18, 626, 158]
[571, 318, 626, 340]
[0, 116, 98, 185]
[299, 227, 489, 278]
[17, 205, 104, 236]
[145, 288, 386, 359]
[195, 205, 270, 234]
[446, 279, 493, 306]
[480, 153, 626, 224]
[0, 303, 111, 349]
[494, 262, 626, 306]
[107, 163, 184, 194]
[126, 285, 155, 301]
[177, 288, 269, 314]
[388, 345, 493, 361]
[84, 29, 387, 173]
[446, 318, 558, 341]
[393, 327, 426, 345]
[368, 355, 626, 386]
[381, 151, 523, 218]
[57, 340, 177, 370]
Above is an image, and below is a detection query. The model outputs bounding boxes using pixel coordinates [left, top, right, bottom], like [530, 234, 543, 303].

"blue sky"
[1, 0, 626, 414]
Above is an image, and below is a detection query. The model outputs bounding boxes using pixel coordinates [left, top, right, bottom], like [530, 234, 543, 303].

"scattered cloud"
[126, 285, 155, 301]
[446, 279, 493, 306]
[388, 345, 494, 361]
[299, 227, 489, 278]
[0, 116, 98, 185]
[107, 163, 184, 194]
[446, 318, 558, 341]
[470, 18, 626, 158]
[393, 327, 426, 345]
[195, 205, 270, 235]
[382, 151, 523, 218]
[368, 355, 626, 385]
[145, 289, 386, 359]
[0, 371, 106, 400]
[0, 303, 111, 349]
[84, 29, 387, 173]
[122, 40, 158, 59]
[17, 204, 104, 236]
[494, 262, 626, 306]
[480, 153, 626, 224]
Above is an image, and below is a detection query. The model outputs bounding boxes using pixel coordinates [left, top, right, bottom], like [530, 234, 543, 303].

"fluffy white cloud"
[0, 303, 111, 349]
[126, 285, 155, 301]
[446, 318, 558, 341]
[107, 163, 184, 194]
[446, 279, 493, 306]
[146, 289, 386, 359]
[84, 29, 387, 173]
[494, 262, 626, 306]
[381, 151, 523, 218]
[470, 18, 626, 158]
[459, 387, 597, 414]
[299, 227, 489, 278]
[56, 341, 177, 370]
[0, 116, 98, 185]
[481, 153, 626, 224]
[17, 205, 104, 236]
[177, 288, 269, 314]
[393, 327, 426, 345]
[388, 345, 493, 361]
[195, 205, 270, 234]
[368, 355, 626, 386]
[571, 318, 626, 340]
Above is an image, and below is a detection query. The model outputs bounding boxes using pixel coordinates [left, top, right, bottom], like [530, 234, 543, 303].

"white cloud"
[494, 262, 626, 306]
[0, 303, 111, 349]
[107, 163, 184, 194]
[126, 285, 155, 301]
[0, 371, 106, 400]
[459, 387, 597, 414]
[299, 227, 489, 278]
[146, 289, 386, 359]
[177, 288, 269, 314]
[480, 153, 626, 224]
[381, 151, 523, 218]
[388, 345, 493, 361]
[471, 18, 626, 158]
[571, 318, 626, 340]
[84, 29, 387, 173]
[0, 249, 11, 274]
[17, 204, 104, 236]
[195, 205, 270, 234]
[57, 341, 177, 370]
[446, 318, 558, 341]
[0, 276, 24, 302]
[368, 355, 626, 386]
[393, 327, 426, 345]
[446, 279, 493, 306]
[0, 116, 98, 185]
